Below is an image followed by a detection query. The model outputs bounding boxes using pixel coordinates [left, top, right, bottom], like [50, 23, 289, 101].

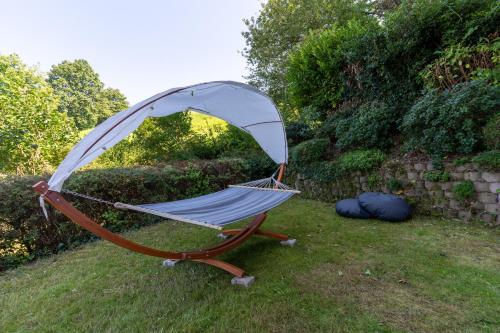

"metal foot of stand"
[231, 276, 255, 287]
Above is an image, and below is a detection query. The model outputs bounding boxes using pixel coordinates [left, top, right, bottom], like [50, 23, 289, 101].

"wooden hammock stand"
[32, 164, 291, 278]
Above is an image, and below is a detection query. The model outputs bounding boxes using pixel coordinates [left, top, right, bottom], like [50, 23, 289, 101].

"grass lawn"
[1, 199, 499, 332]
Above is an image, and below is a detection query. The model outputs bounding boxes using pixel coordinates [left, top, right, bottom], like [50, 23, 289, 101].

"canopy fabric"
[47, 81, 288, 192]
[114, 186, 296, 230]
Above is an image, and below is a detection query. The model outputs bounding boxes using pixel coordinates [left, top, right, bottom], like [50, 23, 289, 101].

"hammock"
[33, 81, 299, 286]
[114, 177, 299, 230]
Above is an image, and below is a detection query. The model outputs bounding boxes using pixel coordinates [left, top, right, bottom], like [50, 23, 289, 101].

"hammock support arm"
[32, 164, 291, 278]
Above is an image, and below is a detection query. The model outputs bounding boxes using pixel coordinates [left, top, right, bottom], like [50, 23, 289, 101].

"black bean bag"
[335, 198, 371, 219]
[358, 192, 411, 222]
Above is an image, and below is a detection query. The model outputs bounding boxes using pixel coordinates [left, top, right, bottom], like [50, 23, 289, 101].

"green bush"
[367, 173, 383, 190]
[344, 0, 497, 114]
[0, 159, 256, 271]
[472, 150, 500, 170]
[286, 18, 378, 119]
[453, 180, 475, 202]
[77, 114, 265, 169]
[91, 114, 192, 167]
[284, 0, 498, 153]
[419, 37, 500, 90]
[423, 171, 451, 182]
[207, 126, 263, 160]
[337, 149, 386, 172]
[288, 160, 342, 183]
[483, 113, 500, 150]
[387, 178, 403, 192]
[382, 0, 499, 85]
[285, 121, 313, 146]
[402, 80, 500, 158]
[453, 157, 472, 166]
[239, 154, 277, 181]
[289, 149, 386, 183]
[334, 101, 396, 150]
[290, 138, 329, 167]
[215, 126, 263, 158]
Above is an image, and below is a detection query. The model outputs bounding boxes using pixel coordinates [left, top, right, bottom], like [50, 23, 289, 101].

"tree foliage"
[402, 80, 500, 159]
[0, 54, 77, 174]
[291, 138, 330, 167]
[334, 101, 396, 150]
[47, 59, 128, 130]
[0, 53, 273, 175]
[129, 114, 193, 164]
[287, 18, 379, 119]
[282, 0, 499, 165]
[287, 0, 498, 115]
[419, 36, 499, 90]
[241, 0, 372, 116]
[483, 113, 500, 150]
[96, 87, 129, 124]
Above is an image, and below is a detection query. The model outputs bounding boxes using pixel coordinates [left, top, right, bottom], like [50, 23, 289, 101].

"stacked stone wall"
[293, 160, 499, 226]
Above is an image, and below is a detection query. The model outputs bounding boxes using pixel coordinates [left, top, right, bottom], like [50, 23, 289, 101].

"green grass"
[1, 199, 499, 332]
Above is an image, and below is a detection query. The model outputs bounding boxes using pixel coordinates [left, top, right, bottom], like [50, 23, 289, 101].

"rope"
[62, 189, 115, 206]
[233, 177, 297, 191]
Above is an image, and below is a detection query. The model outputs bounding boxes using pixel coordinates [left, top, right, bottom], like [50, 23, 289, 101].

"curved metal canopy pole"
[32, 163, 291, 278]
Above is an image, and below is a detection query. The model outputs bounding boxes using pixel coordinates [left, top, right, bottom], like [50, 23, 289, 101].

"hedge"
[290, 138, 330, 168]
[288, 149, 386, 183]
[0, 159, 262, 271]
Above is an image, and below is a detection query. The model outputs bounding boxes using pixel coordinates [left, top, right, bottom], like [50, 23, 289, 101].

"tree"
[0, 54, 77, 174]
[286, 19, 379, 119]
[96, 87, 129, 124]
[241, 0, 372, 116]
[129, 114, 193, 164]
[47, 59, 128, 130]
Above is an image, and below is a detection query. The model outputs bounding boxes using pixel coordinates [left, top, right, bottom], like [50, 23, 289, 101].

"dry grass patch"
[295, 260, 466, 332]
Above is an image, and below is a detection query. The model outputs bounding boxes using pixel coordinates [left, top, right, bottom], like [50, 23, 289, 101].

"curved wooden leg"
[33, 181, 268, 261]
[222, 228, 289, 241]
[255, 229, 289, 241]
[33, 181, 269, 279]
[220, 229, 241, 237]
[191, 258, 245, 277]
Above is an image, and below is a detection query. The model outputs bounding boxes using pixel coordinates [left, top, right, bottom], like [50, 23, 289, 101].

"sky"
[0, 0, 263, 104]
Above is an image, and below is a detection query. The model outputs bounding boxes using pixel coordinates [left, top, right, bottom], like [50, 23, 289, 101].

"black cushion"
[358, 192, 411, 222]
[335, 198, 371, 219]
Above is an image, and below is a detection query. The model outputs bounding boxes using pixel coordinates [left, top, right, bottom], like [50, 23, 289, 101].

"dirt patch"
[294, 262, 464, 332]
[440, 235, 500, 270]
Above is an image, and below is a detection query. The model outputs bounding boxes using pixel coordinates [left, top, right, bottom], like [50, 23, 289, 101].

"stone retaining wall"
[293, 160, 499, 226]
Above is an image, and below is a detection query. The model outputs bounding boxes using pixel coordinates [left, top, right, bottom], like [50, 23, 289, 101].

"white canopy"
[47, 81, 288, 192]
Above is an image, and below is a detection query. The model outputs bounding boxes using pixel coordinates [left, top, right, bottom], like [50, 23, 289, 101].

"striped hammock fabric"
[114, 177, 299, 230]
